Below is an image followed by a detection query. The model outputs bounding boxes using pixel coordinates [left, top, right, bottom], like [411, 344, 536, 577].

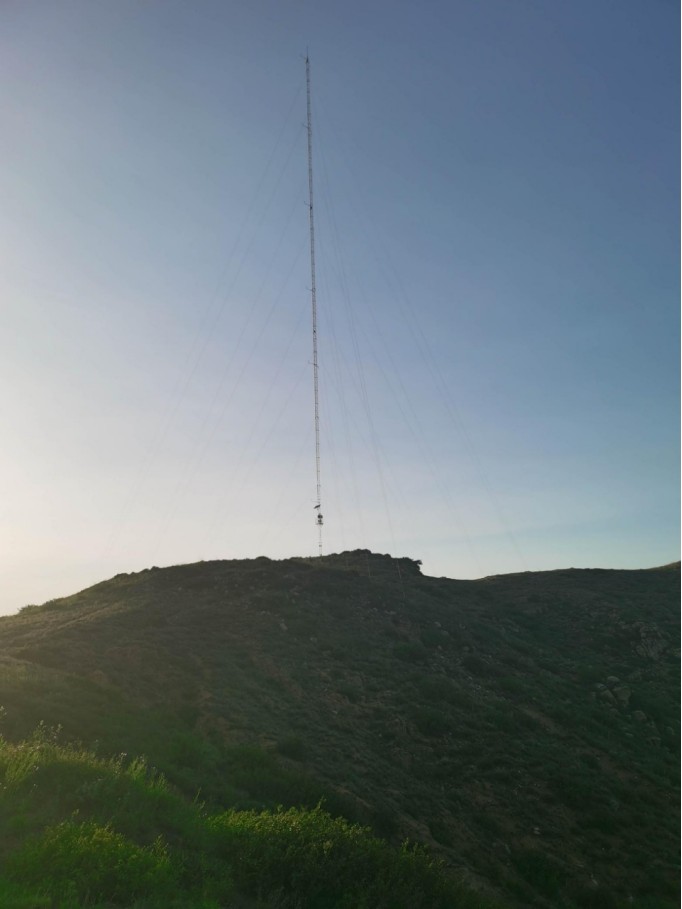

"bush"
[6, 821, 177, 904]
[208, 805, 476, 909]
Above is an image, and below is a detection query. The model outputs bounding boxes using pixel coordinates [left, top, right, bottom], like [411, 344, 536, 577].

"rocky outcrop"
[594, 677, 631, 709]
[630, 622, 669, 660]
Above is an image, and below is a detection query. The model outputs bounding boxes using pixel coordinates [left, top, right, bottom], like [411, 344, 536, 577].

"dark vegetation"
[0, 551, 678, 907]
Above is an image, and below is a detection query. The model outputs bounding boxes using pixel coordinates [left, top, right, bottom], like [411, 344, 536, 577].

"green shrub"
[6, 821, 176, 904]
[220, 744, 361, 823]
[208, 805, 476, 908]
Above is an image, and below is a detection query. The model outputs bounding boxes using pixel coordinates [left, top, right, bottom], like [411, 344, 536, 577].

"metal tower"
[306, 55, 323, 555]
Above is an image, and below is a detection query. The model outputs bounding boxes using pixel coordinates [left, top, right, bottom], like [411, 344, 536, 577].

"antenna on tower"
[306, 54, 323, 555]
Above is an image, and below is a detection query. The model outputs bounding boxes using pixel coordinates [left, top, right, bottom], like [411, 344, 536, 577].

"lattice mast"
[306, 55, 323, 555]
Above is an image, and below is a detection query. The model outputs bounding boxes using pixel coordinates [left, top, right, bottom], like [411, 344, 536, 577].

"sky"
[0, 0, 679, 614]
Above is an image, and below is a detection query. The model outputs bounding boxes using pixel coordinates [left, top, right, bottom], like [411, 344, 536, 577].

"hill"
[0, 551, 678, 907]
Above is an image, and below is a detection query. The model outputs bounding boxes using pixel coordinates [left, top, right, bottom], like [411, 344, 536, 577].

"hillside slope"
[0, 551, 678, 907]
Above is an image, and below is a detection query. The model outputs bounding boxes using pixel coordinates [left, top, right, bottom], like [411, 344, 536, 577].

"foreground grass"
[0, 727, 492, 909]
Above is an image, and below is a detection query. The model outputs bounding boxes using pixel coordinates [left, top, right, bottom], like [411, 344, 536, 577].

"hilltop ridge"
[0, 551, 678, 907]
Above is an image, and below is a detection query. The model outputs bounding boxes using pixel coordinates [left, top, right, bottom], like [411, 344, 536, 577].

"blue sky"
[1, 0, 678, 613]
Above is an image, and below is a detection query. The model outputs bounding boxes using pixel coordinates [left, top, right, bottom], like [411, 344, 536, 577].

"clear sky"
[1, 0, 679, 614]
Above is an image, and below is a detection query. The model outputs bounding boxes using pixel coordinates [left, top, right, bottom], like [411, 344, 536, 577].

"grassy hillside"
[0, 728, 482, 908]
[0, 551, 678, 907]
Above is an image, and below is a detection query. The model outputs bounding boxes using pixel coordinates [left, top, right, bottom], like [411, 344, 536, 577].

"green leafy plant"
[208, 805, 480, 909]
[6, 821, 176, 904]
